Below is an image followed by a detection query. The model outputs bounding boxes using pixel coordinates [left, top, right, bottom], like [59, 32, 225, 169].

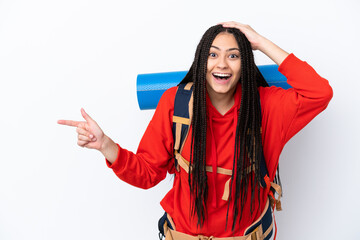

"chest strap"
[175, 151, 258, 201]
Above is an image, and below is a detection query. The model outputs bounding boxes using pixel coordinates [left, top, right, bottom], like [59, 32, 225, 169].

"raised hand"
[58, 108, 105, 150]
[220, 21, 289, 65]
[220, 21, 265, 50]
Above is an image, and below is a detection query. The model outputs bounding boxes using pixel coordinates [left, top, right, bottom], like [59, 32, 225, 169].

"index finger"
[57, 119, 82, 127]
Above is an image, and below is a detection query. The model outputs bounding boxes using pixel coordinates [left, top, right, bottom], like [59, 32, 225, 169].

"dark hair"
[179, 24, 273, 230]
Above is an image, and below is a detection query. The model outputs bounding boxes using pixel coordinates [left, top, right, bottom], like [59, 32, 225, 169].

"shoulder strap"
[172, 82, 194, 171]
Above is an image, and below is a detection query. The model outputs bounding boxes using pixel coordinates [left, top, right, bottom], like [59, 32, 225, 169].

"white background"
[0, 0, 359, 239]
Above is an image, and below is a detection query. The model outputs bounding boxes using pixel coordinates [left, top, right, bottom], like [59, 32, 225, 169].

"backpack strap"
[172, 82, 194, 171]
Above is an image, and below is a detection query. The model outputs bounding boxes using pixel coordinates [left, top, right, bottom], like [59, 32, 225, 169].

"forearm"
[100, 135, 119, 164]
[257, 37, 289, 66]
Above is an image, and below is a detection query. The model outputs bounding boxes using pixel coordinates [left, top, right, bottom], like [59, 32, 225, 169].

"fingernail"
[90, 134, 93, 138]
[92, 138, 97, 141]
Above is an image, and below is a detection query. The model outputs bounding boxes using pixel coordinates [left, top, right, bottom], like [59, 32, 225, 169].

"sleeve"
[261, 54, 333, 178]
[105, 87, 177, 189]
[278, 53, 333, 144]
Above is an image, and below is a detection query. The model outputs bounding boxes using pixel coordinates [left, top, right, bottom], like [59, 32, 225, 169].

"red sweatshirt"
[106, 54, 333, 237]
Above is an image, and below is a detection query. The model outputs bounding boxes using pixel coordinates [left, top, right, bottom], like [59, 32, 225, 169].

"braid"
[229, 29, 267, 229]
[179, 25, 278, 230]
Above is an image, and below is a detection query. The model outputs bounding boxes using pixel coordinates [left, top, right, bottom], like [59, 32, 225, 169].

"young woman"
[58, 22, 333, 239]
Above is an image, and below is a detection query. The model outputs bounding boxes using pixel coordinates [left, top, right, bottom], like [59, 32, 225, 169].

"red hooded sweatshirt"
[106, 54, 333, 237]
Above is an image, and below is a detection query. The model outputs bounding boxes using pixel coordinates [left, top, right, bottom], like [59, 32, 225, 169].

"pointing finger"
[57, 119, 82, 127]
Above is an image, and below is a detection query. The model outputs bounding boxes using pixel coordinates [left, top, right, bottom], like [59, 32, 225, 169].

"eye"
[209, 52, 217, 58]
[229, 54, 239, 59]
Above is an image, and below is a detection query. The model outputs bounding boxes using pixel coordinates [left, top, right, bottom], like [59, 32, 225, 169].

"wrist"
[100, 135, 119, 164]
[100, 135, 112, 153]
[256, 37, 272, 52]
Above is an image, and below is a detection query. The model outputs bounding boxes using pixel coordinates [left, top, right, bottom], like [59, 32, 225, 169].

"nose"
[216, 56, 228, 69]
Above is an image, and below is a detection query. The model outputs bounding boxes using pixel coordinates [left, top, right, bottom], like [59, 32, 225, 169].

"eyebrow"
[210, 46, 240, 52]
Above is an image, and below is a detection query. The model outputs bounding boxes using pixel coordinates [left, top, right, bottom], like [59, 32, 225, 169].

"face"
[206, 32, 241, 100]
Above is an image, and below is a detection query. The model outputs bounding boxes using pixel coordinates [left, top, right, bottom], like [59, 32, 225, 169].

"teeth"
[213, 73, 231, 77]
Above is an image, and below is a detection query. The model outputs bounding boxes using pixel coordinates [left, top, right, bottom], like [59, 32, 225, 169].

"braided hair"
[179, 24, 279, 230]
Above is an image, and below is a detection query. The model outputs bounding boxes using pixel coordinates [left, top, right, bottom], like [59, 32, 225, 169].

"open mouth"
[212, 73, 232, 81]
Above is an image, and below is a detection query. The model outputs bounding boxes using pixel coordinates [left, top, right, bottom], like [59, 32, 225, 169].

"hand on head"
[57, 108, 105, 150]
[219, 21, 265, 50]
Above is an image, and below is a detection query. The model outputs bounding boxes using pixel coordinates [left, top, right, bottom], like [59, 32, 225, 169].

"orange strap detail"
[263, 174, 282, 240]
[270, 182, 282, 211]
[264, 175, 271, 192]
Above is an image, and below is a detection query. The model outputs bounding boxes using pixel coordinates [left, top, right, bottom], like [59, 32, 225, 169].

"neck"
[207, 86, 237, 115]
